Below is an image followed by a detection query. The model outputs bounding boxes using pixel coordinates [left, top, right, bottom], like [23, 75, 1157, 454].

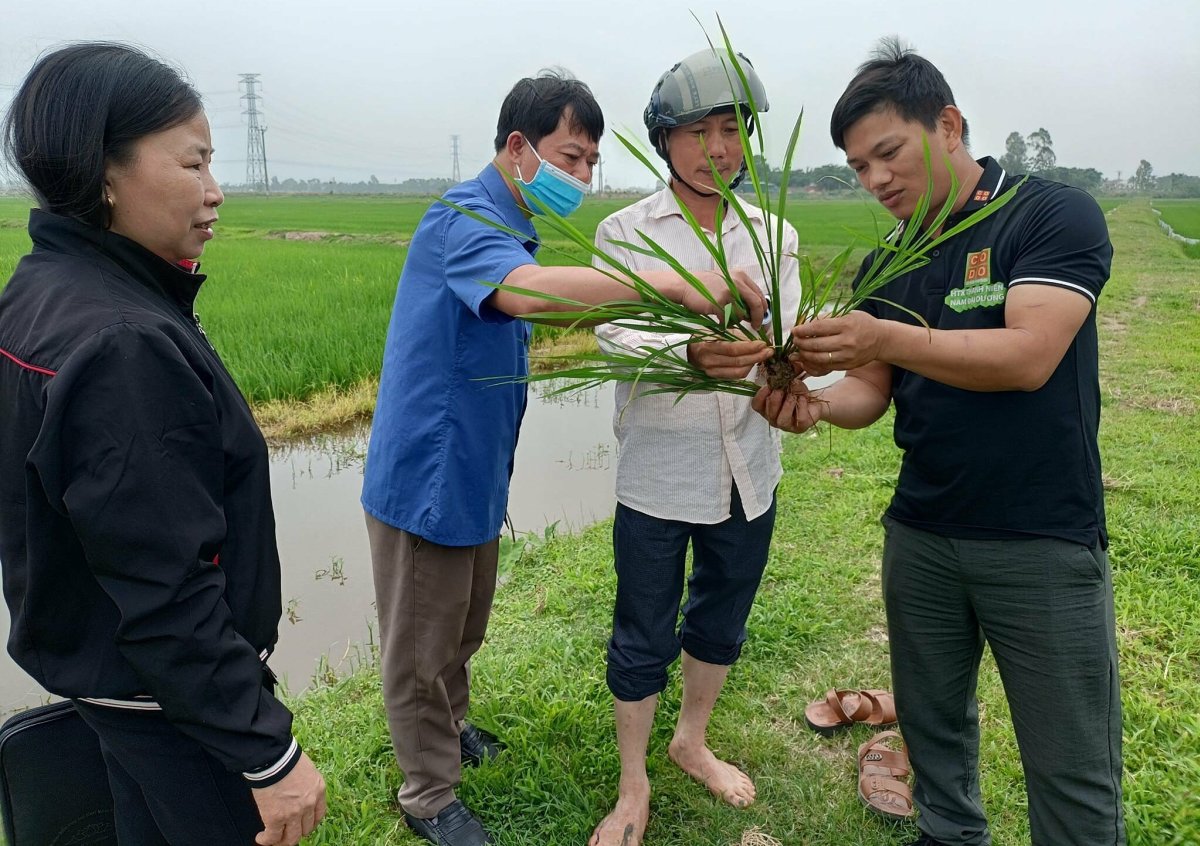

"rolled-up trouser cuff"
[607, 660, 672, 702]
[680, 631, 744, 667]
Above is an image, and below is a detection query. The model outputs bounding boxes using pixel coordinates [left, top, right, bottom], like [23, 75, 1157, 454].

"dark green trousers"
[881, 516, 1125, 846]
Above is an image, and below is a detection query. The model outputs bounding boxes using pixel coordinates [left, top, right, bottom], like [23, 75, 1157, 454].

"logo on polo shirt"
[945, 248, 1006, 312]
[965, 248, 992, 285]
[973, 189, 992, 202]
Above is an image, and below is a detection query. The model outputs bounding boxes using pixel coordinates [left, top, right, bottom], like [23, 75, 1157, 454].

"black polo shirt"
[856, 157, 1112, 548]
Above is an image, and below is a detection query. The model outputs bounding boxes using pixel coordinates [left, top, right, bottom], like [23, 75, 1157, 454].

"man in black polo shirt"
[752, 40, 1123, 846]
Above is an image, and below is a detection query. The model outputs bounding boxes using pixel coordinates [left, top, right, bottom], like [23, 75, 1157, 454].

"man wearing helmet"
[589, 49, 799, 846]
[363, 70, 767, 846]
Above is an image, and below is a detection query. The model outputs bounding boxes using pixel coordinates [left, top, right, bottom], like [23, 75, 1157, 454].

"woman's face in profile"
[104, 112, 224, 265]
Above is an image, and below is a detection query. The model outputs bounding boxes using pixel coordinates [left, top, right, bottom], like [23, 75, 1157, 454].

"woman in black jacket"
[0, 43, 325, 846]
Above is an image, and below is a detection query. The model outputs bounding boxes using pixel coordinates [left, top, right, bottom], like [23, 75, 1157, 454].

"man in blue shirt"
[362, 71, 765, 846]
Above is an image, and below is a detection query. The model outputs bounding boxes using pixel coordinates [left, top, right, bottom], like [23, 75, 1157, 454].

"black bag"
[0, 700, 117, 845]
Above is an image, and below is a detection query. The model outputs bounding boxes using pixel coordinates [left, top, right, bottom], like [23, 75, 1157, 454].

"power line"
[266, 125, 442, 164]
[450, 135, 461, 183]
[239, 74, 269, 192]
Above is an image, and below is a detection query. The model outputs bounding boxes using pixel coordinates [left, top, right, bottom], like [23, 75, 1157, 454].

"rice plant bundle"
[448, 18, 1021, 400]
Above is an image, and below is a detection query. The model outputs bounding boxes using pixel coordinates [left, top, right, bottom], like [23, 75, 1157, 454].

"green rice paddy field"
[1154, 198, 1200, 235]
[1154, 198, 1200, 259]
[0, 194, 1181, 406]
[5, 193, 1178, 404]
[0, 193, 894, 402]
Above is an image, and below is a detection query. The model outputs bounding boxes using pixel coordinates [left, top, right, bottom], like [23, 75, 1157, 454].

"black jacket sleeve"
[31, 322, 298, 783]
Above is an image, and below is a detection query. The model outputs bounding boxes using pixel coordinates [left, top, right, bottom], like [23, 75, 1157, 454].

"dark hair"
[2, 42, 202, 228]
[493, 69, 604, 153]
[830, 37, 969, 150]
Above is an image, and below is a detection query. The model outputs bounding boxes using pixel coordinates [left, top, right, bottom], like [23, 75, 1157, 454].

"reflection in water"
[0, 380, 617, 711]
[262, 378, 619, 693]
[557, 443, 613, 472]
[265, 424, 374, 694]
[508, 380, 617, 533]
[268, 380, 618, 693]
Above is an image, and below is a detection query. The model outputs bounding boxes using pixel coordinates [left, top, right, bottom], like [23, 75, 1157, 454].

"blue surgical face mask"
[515, 137, 589, 217]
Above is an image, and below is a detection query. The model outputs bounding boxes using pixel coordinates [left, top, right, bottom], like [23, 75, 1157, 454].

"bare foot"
[588, 780, 650, 846]
[667, 737, 756, 808]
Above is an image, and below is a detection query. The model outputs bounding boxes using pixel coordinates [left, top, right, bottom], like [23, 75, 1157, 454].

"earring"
[104, 192, 115, 210]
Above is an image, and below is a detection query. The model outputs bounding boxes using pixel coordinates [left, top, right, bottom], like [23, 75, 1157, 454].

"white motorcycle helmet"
[643, 48, 769, 189]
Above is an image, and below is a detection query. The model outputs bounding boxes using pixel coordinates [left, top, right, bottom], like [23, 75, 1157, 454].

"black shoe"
[906, 836, 950, 846]
[459, 721, 502, 767]
[405, 800, 491, 845]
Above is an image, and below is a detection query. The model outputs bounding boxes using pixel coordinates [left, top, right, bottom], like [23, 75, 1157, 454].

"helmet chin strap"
[728, 160, 749, 190]
[667, 163, 718, 198]
[664, 154, 749, 197]
[657, 130, 750, 197]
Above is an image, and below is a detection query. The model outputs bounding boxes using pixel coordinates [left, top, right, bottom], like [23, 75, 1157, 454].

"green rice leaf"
[447, 17, 1024, 402]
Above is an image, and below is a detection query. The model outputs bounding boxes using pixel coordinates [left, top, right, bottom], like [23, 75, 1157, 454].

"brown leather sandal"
[857, 730, 915, 822]
[804, 688, 899, 735]
[858, 689, 899, 729]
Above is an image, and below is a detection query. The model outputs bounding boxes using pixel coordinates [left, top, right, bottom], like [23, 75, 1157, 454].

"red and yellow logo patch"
[973, 189, 992, 202]
[965, 248, 991, 286]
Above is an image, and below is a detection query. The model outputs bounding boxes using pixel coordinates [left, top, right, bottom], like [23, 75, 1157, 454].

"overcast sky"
[2, 1, 1198, 190]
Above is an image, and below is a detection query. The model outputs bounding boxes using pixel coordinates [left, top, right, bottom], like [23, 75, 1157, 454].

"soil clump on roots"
[764, 353, 797, 390]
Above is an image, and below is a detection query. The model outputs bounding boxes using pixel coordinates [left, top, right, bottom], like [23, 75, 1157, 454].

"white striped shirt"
[593, 188, 801, 523]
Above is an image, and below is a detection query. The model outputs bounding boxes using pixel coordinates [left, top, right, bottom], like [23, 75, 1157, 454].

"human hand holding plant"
[751, 380, 822, 435]
[687, 336, 773, 380]
[679, 268, 767, 328]
[791, 310, 888, 375]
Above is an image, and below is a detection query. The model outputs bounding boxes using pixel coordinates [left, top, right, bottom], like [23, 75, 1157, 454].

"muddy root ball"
[765, 354, 796, 391]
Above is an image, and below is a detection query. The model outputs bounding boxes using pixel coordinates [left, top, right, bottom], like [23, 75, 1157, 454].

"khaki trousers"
[365, 512, 499, 819]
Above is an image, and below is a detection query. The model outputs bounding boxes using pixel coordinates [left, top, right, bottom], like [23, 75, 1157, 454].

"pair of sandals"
[804, 688, 914, 823]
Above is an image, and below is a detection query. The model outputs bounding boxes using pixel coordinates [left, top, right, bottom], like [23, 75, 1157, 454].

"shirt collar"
[28, 208, 205, 312]
[886, 157, 1009, 242]
[477, 163, 538, 247]
[951, 157, 1008, 218]
[644, 186, 766, 233]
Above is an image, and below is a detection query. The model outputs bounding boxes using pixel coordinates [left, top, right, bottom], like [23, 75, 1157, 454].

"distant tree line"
[227, 175, 458, 195]
[224, 164, 863, 197]
[998, 129, 1200, 197]
[738, 158, 858, 193]
[217, 136, 1200, 198]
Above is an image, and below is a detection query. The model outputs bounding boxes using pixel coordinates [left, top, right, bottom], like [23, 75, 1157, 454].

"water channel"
[0, 379, 618, 712]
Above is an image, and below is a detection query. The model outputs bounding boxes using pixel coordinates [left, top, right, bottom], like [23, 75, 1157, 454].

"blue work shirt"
[361, 164, 539, 546]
